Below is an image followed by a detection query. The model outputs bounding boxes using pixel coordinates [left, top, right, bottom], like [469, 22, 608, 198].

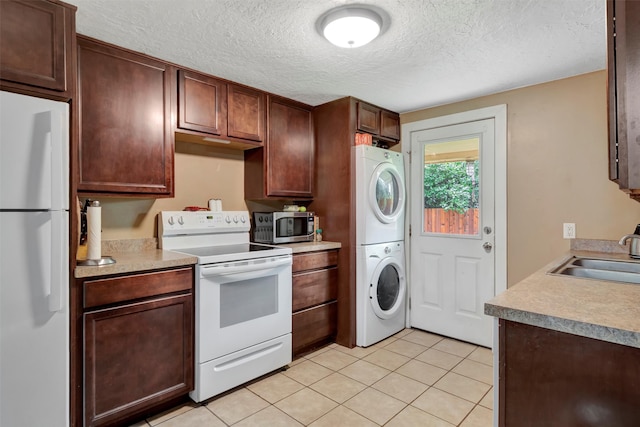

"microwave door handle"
[200, 257, 291, 277]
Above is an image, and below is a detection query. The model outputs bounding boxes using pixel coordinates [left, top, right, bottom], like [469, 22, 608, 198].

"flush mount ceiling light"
[317, 5, 386, 48]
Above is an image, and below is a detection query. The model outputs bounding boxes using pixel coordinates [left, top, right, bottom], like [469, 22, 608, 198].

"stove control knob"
[240, 215, 246, 223]
[233, 215, 239, 223]
[225, 215, 231, 224]
[168, 216, 174, 225]
[178, 216, 184, 225]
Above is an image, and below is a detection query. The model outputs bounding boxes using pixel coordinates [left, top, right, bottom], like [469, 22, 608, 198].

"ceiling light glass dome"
[319, 6, 384, 48]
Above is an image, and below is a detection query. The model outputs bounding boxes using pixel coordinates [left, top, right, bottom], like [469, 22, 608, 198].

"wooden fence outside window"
[423, 208, 479, 235]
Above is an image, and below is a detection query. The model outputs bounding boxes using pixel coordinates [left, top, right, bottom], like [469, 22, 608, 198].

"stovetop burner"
[173, 243, 282, 258]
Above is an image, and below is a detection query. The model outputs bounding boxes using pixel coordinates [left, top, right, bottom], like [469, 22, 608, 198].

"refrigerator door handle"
[49, 109, 65, 211]
[49, 211, 65, 312]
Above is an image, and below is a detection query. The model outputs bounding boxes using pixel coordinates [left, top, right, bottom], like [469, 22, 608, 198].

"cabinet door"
[84, 268, 193, 309]
[84, 294, 193, 427]
[608, 0, 640, 194]
[228, 84, 265, 143]
[267, 97, 314, 198]
[178, 69, 227, 136]
[381, 110, 401, 141]
[0, 0, 70, 93]
[500, 320, 640, 426]
[292, 250, 339, 273]
[77, 37, 173, 195]
[292, 267, 338, 312]
[292, 301, 337, 355]
[357, 102, 381, 135]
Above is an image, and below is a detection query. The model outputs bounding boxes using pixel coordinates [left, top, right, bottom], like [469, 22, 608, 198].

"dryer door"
[369, 257, 406, 319]
[369, 163, 405, 224]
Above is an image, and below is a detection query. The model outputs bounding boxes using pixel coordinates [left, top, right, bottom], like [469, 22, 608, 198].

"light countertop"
[75, 239, 341, 278]
[276, 241, 342, 253]
[485, 248, 640, 348]
[75, 238, 197, 278]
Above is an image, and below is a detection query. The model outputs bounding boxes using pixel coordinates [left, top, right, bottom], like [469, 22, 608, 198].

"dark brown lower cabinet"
[78, 267, 194, 427]
[291, 250, 339, 356]
[500, 319, 640, 427]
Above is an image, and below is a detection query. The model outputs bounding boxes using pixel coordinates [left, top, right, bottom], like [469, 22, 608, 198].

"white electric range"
[159, 210, 293, 402]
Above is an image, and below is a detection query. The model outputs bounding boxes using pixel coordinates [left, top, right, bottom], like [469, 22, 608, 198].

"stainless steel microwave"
[252, 211, 315, 244]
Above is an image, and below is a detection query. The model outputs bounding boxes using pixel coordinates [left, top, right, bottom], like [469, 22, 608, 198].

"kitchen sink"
[570, 258, 640, 273]
[550, 256, 640, 285]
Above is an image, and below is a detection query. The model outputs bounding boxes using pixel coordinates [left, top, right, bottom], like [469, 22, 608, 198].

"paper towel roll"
[86, 202, 101, 260]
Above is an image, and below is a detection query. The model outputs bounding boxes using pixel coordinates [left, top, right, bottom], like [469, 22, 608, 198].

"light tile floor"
[132, 329, 494, 427]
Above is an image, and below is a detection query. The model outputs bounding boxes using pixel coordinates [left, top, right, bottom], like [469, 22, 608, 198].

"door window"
[422, 137, 480, 236]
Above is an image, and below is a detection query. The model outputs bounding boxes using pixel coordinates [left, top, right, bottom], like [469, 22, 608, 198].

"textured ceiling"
[66, 0, 606, 113]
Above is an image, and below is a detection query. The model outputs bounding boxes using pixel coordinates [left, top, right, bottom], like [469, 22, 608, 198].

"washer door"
[369, 257, 406, 319]
[369, 162, 405, 224]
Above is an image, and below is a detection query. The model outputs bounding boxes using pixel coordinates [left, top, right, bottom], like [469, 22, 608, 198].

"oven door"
[197, 255, 292, 362]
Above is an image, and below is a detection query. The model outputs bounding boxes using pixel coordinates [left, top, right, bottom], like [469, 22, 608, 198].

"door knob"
[483, 242, 493, 251]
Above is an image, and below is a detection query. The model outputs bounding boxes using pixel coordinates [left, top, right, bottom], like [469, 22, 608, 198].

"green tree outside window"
[424, 161, 479, 214]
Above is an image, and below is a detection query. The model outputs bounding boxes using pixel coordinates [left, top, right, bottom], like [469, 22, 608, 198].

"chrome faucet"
[619, 226, 640, 259]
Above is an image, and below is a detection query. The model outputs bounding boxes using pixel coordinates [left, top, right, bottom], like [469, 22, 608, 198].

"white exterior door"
[409, 118, 498, 347]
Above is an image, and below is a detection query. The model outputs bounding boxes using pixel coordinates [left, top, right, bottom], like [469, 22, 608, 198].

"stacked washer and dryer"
[355, 145, 407, 347]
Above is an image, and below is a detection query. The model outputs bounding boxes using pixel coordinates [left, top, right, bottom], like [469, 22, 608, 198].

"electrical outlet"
[563, 223, 576, 239]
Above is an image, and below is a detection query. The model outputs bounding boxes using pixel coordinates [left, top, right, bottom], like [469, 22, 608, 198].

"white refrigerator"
[0, 91, 69, 426]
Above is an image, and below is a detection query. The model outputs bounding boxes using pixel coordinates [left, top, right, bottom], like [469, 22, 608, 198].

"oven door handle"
[200, 257, 291, 277]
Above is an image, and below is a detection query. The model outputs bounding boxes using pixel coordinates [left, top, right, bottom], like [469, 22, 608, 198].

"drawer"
[292, 301, 337, 354]
[292, 250, 338, 273]
[84, 268, 193, 309]
[292, 267, 338, 312]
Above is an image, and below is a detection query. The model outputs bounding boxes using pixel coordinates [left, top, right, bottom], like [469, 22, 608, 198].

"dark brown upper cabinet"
[176, 70, 265, 148]
[356, 100, 401, 145]
[245, 96, 314, 199]
[607, 0, 640, 201]
[357, 102, 381, 134]
[228, 83, 266, 142]
[381, 109, 401, 141]
[77, 35, 174, 196]
[0, 0, 76, 100]
[178, 70, 227, 136]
